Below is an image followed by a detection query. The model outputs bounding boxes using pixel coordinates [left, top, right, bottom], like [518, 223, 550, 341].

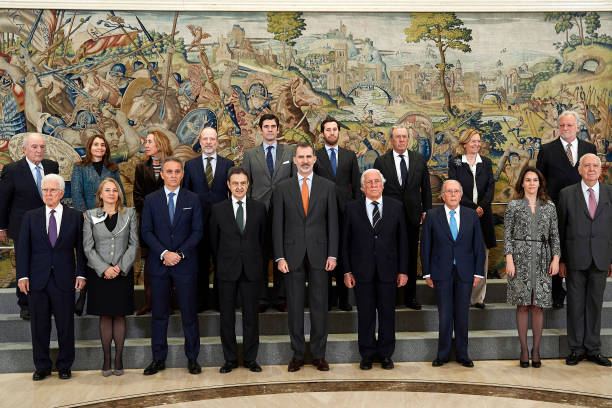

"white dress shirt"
[581, 180, 600, 208]
[297, 173, 312, 198]
[365, 196, 383, 226]
[26, 157, 45, 182]
[201, 153, 217, 177]
[393, 150, 409, 186]
[461, 154, 482, 204]
[262, 140, 278, 168]
[232, 195, 247, 226]
[326, 145, 338, 161]
[560, 138, 578, 166]
[160, 186, 180, 260]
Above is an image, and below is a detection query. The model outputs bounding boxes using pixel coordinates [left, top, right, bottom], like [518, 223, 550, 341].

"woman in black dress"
[448, 128, 497, 308]
[83, 178, 138, 376]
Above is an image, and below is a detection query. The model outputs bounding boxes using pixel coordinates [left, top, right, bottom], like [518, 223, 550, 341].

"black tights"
[100, 316, 126, 370]
[516, 305, 543, 361]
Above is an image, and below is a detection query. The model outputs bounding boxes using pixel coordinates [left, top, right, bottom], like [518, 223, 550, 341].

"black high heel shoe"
[531, 349, 541, 368]
[520, 349, 529, 368]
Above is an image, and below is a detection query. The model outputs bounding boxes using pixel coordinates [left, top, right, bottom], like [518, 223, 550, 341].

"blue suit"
[141, 188, 203, 361]
[420, 205, 485, 361]
[16, 205, 85, 371]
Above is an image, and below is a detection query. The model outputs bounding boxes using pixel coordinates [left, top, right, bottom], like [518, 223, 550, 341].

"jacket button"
[374, 235, 378, 239]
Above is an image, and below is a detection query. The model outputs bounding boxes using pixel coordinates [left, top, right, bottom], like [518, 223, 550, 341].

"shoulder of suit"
[185, 156, 200, 166]
[314, 173, 335, 187]
[384, 196, 403, 208]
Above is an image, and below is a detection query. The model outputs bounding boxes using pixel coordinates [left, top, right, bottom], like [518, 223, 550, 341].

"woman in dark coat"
[133, 130, 173, 315]
[448, 128, 497, 308]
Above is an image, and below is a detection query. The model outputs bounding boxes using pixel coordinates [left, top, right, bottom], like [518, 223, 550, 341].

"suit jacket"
[83, 207, 139, 277]
[447, 155, 496, 248]
[420, 206, 485, 283]
[242, 143, 296, 209]
[133, 159, 164, 214]
[558, 182, 612, 271]
[209, 198, 267, 281]
[374, 150, 432, 226]
[16, 205, 85, 291]
[314, 146, 361, 213]
[272, 174, 338, 270]
[141, 188, 203, 277]
[0, 157, 59, 241]
[342, 197, 408, 283]
[71, 164, 126, 212]
[183, 154, 234, 206]
[536, 138, 596, 203]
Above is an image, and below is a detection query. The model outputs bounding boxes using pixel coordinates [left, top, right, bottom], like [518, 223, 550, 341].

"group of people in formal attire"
[0, 109, 610, 382]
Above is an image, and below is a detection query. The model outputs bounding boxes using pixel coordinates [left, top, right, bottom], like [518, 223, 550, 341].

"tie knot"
[50, 209, 55, 215]
[206, 156, 213, 162]
[567, 143, 572, 148]
[399, 154, 404, 159]
[237, 200, 243, 206]
[588, 188, 593, 193]
[372, 201, 379, 206]
[450, 210, 455, 216]
[267, 145, 273, 152]
[168, 192, 175, 199]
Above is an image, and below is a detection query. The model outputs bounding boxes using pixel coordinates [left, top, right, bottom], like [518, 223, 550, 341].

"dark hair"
[161, 156, 183, 170]
[258, 113, 279, 129]
[514, 166, 550, 203]
[227, 166, 248, 182]
[77, 135, 117, 172]
[320, 116, 339, 133]
[294, 141, 314, 155]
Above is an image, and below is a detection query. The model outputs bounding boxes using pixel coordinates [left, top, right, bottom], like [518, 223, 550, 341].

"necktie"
[205, 156, 213, 187]
[35, 165, 42, 198]
[330, 147, 337, 176]
[266, 145, 274, 177]
[48, 209, 57, 247]
[588, 188, 597, 219]
[236, 200, 244, 232]
[301, 177, 309, 216]
[566, 143, 574, 166]
[450, 209, 457, 264]
[371, 201, 381, 228]
[399, 154, 408, 188]
[168, 192, 175, 223]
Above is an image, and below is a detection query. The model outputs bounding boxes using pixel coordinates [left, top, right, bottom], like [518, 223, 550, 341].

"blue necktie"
[371, 201, 381, 228]
[450, 209, 457, 264]
[266, 145, 274, 177]
[330, 147, 337, 176]
[168, 192, 176, 223]
[35, 165, 42, 198]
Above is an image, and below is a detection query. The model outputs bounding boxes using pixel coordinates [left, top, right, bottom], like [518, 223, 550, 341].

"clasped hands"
[163, 251, 182, 267]
[103, 265, 121, 279]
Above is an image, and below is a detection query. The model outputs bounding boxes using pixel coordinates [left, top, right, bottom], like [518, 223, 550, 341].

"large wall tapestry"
[0, 10, 610, 280]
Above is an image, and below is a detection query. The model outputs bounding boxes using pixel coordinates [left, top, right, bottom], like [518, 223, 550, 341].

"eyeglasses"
[41, 188, 61, 193]
[443, 189, 462, 195]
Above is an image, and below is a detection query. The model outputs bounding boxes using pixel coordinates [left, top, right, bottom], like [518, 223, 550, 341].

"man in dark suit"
[343, 169, 408, 370]
[242, 114, 296, 312]
[210, 167, 266, 374]
[141, 157, 203, 375]
[536, 110, 597, 309]
[0, 133, 59, 320]
[273, 142, 338, 372]
[314, 117, 361, 311]
[17, 174, 86, 381]
[374, 125, 431, 310]
[183, 126, 234, 311]
[559, 153, 612, 367]
[421, 179, 485, 368]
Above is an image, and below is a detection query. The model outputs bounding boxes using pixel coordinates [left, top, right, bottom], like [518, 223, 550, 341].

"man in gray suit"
[242, 114, 296, 311]
[559, 153, 612, 367]
[273, 142, 338, 372]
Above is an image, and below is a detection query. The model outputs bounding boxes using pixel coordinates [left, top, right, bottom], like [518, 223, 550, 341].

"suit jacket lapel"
[594, 182, 609, 220]
[273, 144, 286, 179]
[439, 207, 454, 242]
[38, 208, 52, 248]
[574, 184, 591, 219]
[20, 158, 40, 196]
[172, 190, 187, 228]
[384, 152, 402, 191]
[196, 155, 208, 189]
[290, 177, 306, 218]
[254, 145, 272, 181]
[318, 147, 335, 179]
[456, 206, 468, 242]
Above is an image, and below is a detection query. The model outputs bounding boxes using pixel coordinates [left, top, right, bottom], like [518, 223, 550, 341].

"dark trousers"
[328, 213, 348, 307]
[354, 277, 396, 359]
[14, 245, 29, 311]
[398, 225, 419, 304]
[552, 274, 567, 304]
[566, 262, 607, 356]
[260, 209, 285, 305]
[150, 271, 200, 361]
[218, 274, 260, 363]
[284, 256, 328, 360]
[434, 266, 472, 361]
[29, 271, 75, 371]
[196, 242, 211, 311]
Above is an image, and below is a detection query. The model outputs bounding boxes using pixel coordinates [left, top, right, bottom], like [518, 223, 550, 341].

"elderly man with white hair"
[0, 133, 59, 320]
[16, 173, 86, 381]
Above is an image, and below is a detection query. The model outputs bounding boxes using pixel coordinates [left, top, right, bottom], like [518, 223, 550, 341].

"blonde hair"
[95, 177, 125, 213]
[144, 130, 173, 161]
[455, 128, 481, 155]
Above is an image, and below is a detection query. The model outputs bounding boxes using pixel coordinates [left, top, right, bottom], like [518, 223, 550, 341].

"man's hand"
[0, 230, 8, 243]
[425, 277, 434, 288]
[75, 277, 86, 291]
[277, 259, 289, 274]
[397, 273, 408, 287]
[163, 251, 182, 266]
[18, 278, 29, 295]
[325, 257, 337, 271]
[344, 273, 355, 288]
[473, 276, 481, 288]
[476, 206, 484, 217]
[559, 262, 567, 278]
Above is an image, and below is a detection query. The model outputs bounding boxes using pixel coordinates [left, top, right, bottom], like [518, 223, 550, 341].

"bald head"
[199, 127, 218, 156]
[578, 153, 602, 187]
[441, 179, 463, 210]
[22, 133, 46, 165]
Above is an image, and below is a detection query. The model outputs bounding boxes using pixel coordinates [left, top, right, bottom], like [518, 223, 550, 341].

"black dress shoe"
[552, 301, 564, 310]
[258, 304, 269, 313]
[406, 299, 421, 310]
[58, 369, 72, 379]
[188, 359, 201, 374]
[288, 358, 304, 372]
[457, 359, 474, 368]
[274, 302, 287, 312]
[432, 358, 447, 367]
[360, 358, 373, 370]
[471, 302, 485, 309]
[587, 354, 612, 367]
[565, 352, 585, 366]
[244, 360, 262, 372]
[338, 302, 353, 311]
[520, 360, 530, 368]
[381, 357, 394, 370]
[20, 309, 30, 320]
[32, 368, 51, 381]
[219, 361, 238, 373]
[312, 358, 330, 371]
[143, 360, 165, 375]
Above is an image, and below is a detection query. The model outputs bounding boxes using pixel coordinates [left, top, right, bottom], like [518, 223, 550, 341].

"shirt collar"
[393, 149, 408, 159]
[25, 157, 41, 170]
[202, 152, 217, 161]
[560, 137, 577, 149]
[298, 172, 313, 182]
[46, 203, 62, 214]
[444, 204, 459, 216]
[263, 141, 278, 150]
[461, 154, 482, 164]
[365, 196, 383, 207]
[164, 186, 180, 196]
[325, 144, 337, 153]
[232, 195, 246, 205]
[581, 180, 599, 194]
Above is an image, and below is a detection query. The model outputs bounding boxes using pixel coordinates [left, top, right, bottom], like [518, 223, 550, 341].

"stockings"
[99, 316, 127, 370]
[516, 305, 543, 361]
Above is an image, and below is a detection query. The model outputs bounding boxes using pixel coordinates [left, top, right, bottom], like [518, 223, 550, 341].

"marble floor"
[1, 360, 611, 408]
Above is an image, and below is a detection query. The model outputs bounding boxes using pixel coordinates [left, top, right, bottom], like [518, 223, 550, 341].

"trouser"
[354, 277, 396, 359]
[471, 246, 489, 304]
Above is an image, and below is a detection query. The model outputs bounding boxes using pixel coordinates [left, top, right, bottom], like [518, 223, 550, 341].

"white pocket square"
[283, 160, 290, 164]
[182, 207, 192, 210]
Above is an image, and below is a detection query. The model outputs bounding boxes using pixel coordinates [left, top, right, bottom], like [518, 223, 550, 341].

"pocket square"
[182, 207, 192, 210]
[282, 160, 290, 164]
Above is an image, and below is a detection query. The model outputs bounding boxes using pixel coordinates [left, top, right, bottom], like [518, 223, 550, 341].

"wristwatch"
[176, 250, 185, 259]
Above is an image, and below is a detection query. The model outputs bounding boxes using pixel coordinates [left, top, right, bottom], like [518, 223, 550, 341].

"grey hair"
[578, 152, 601, 167]
[42, 174, 65, 191]
[360, 168, 386, 187]
[557, 110, 582, 127]
[389, 124, 410, 139]
[23, 132, 45, 148]
[161, 156, 183, 169]
[442, 179, 463, 194]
